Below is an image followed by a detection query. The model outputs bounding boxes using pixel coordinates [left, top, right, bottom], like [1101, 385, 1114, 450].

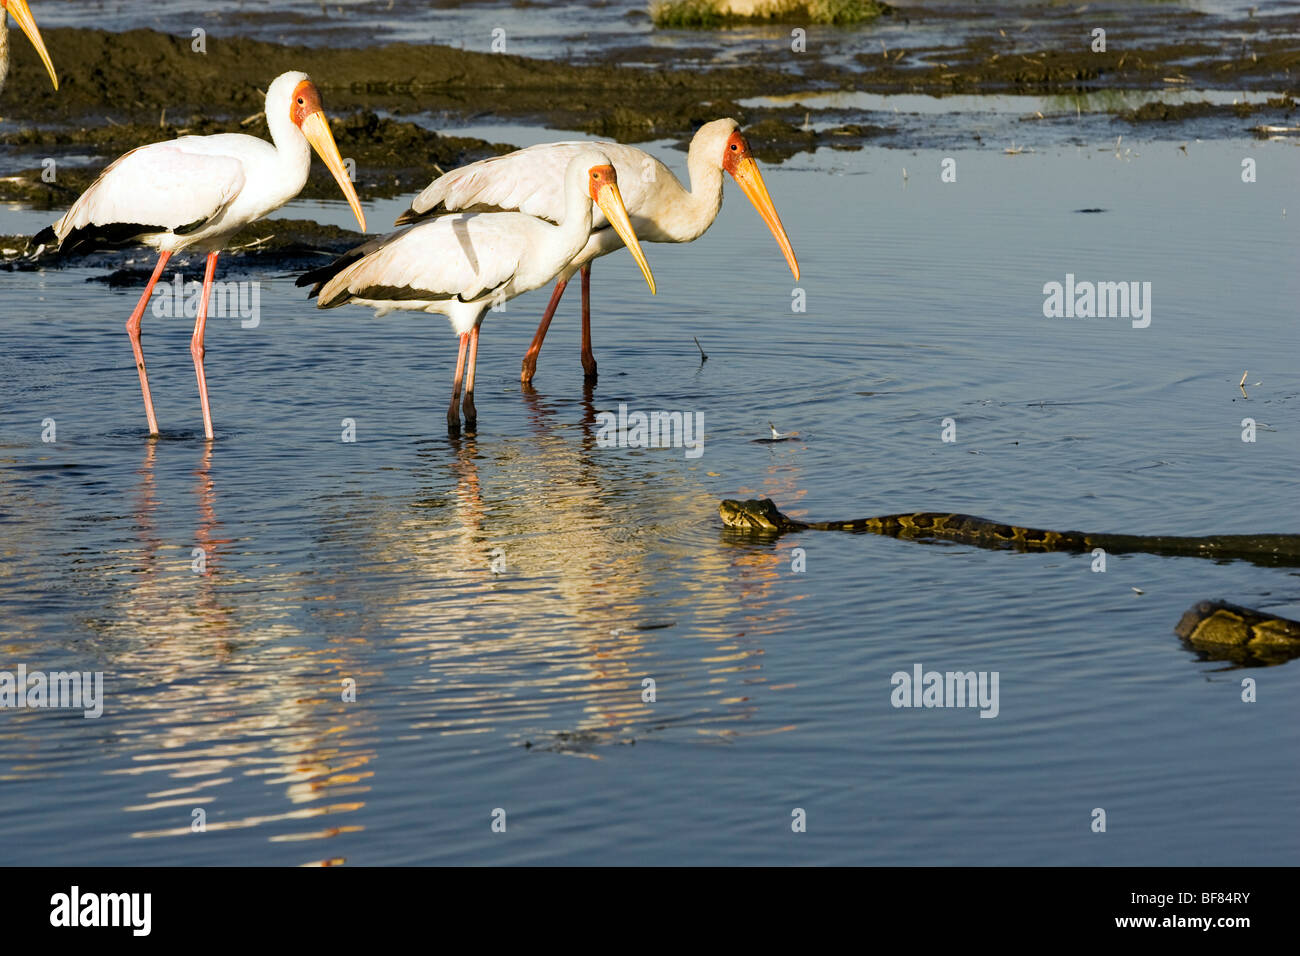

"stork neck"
[266, 98, 312, 191]
[554, 182, 596, 273]
[676, 143, 726, 241]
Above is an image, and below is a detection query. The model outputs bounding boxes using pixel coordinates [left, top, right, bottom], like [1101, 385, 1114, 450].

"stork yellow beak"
[7, 0, 58, 91]
[729, 155, 799, 281]
[299, 109, 367, 232]
[594, 181, 655, 295]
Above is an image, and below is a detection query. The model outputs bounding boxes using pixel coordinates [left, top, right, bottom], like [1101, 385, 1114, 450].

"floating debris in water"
[612, 621, 677, 634]
[755, 422, 801, 443]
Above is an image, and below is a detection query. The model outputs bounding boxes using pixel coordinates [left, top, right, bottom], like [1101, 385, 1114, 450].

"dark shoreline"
[2, 19, 1297, 267]
[4, 22, 1296, 134]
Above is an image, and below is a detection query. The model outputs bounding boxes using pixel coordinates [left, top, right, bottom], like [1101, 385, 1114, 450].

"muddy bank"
[1115, 95, 1297, 125]
[2, 27, 861, 188]
[854, 35, 1300, 97]
[3, 21, 1297, 140]
[0, 26, 808, 132]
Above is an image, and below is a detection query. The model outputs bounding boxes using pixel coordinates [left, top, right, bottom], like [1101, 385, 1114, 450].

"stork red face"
[4, 0, 59, 90]
[588, 163, 656, 295]
[290, 78, 366, 232]
[721, 129, 799, 281]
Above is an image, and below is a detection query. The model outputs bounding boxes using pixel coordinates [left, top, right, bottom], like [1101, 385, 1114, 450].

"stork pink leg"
[448, 332, 469, 433]
[520, 276, 568, 385]
[462, 325, 480, 430]
[125, 250, 173, 436]
[579, 264, 596, 381]
[190, 251, 220, 440]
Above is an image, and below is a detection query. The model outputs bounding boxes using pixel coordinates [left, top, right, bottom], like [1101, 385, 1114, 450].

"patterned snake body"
[719, 498, 1300, 566]
[720, 498, 1300, 664]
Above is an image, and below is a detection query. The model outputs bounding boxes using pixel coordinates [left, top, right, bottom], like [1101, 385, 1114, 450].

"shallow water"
[1, 131, 1297, 864]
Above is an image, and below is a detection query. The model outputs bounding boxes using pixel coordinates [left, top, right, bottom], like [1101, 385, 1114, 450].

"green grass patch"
[650, 0, 892, 28]
[651, 0, 727, 28]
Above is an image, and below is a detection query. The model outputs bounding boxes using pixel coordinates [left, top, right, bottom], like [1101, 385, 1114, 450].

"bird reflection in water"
[108, 440, 377, 860]
[368, 416, 773, 752]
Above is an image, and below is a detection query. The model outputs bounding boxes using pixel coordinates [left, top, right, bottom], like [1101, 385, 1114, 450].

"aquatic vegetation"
[651, 0, 726, 27]
[650, 0, 892, 29]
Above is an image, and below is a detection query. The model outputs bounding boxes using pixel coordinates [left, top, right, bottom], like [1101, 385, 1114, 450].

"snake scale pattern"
[720, 498, 1300, 665]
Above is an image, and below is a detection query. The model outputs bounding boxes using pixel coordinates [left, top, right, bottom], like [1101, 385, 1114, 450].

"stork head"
[692, 117, 799, 281]
[267, 70, 366, 232]
[574, 150, 656, 296]
[3, 0, 59, 90]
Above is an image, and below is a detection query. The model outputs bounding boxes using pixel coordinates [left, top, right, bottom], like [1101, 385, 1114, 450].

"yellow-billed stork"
[395, 118, 798, 384]
[298, 149, 654, 434]
[32, 71, 366, 440]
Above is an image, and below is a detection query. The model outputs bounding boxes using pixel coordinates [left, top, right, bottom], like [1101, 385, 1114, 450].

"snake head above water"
[720, 498, 800, 532]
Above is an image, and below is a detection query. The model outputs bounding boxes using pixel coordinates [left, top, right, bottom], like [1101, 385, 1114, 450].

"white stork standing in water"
[0, 0, 58, 95]
[298, 149, 655, 434]
[396, 118, 799, 384]
[32, 71, 366, 440]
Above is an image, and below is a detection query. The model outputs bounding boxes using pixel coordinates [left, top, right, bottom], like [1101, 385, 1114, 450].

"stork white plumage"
[396, 118, 799, 384]
[299, 150, 656, 434]
[33, 71, 366, 440]
[0, 0, 58, 95]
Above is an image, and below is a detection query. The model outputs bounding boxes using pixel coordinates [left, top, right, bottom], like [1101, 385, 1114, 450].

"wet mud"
[3, 16, 1295, 147]
[1115, 95, 1296, 125]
